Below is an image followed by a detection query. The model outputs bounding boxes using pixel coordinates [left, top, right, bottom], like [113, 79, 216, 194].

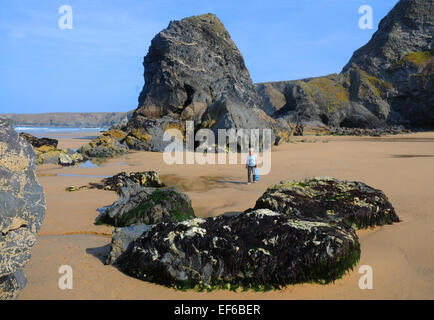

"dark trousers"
[247, 166, 255, 182]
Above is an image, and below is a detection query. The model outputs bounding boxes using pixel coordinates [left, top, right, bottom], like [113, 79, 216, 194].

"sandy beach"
[19, 130, 434, 299]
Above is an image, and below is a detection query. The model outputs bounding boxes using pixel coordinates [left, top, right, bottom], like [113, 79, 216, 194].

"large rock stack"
[0, 119, 45, 299]
[128, 13, 289, 148]
[81, 13, 290, 156]
[134, 13, 261, 122]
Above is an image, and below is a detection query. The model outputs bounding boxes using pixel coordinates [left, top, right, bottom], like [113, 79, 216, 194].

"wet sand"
[20, 131, 434, 299]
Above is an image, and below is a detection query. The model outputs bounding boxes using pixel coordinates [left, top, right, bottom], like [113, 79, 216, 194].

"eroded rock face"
[0, 119, 45, 299]
[254, 177, 399, 229]
[257, 0, 433, 129]
[116, 209, 360, 290]
[96, 179, 195, 227]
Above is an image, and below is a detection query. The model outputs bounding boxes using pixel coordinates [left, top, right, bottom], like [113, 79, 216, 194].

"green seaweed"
[100, 188, 195, 227]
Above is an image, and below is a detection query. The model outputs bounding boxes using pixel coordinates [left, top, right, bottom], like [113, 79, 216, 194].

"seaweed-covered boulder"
[96, 179, 194, 227]
[0, 119, 45, 299]
[117, 209, 360, 291]
[103, 171, 164, 192]
[254, 177, 399, 228]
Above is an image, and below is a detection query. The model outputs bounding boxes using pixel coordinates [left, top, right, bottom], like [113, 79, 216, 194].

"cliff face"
[0, 119, 45, 299]
[342, 0, 433, 127]
[258, 0, 434, 128]
[344, 0, 432, 77]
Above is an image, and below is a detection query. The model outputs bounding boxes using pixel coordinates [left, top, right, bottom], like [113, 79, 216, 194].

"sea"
[13, 127, 108, 133]
[13, 127, 107, 138]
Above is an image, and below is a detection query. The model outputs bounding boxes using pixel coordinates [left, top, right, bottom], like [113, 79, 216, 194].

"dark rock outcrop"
[0, 119, 45, 299]
[19, 132, 58, 149]
[257, 0, 433, 129]
[96, 179, 195, 227]
[116, 209, 360, 290]
[253, 177, 399, 229]
[103, 171, 164, 192]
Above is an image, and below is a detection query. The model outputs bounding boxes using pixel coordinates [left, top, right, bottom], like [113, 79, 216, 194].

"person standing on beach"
[246, 147, 257, 184]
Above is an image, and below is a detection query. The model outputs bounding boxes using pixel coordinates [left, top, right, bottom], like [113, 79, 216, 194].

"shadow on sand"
[86, 244, 111, 264]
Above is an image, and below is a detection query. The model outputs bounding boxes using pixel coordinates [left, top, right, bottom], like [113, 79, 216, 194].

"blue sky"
[0, 0, 399, 114]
